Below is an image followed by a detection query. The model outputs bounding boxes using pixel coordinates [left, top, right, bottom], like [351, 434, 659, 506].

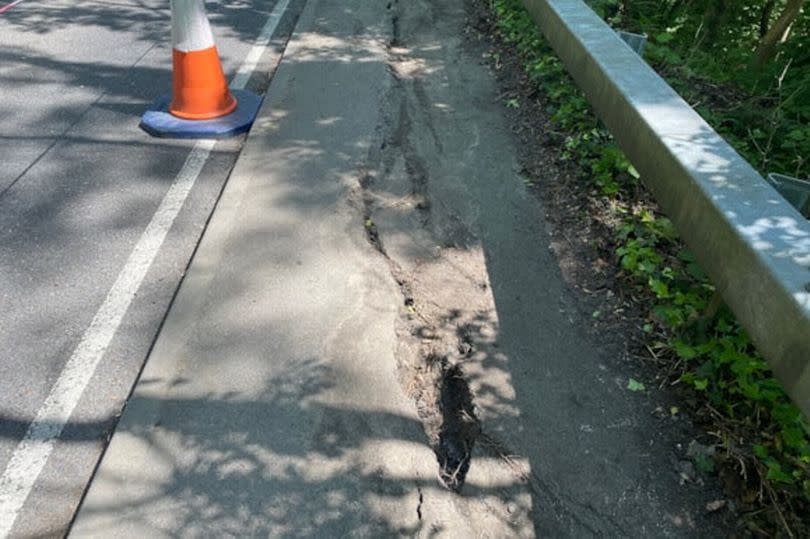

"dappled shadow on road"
[0, 43, 167, 104]
[1, 0, 166, 38]
[0, 6, 305, 536]
[0, 0, 273, 110]
[0, 0, 303, 195]
[71, 361, 428, 536]
[0, 0, 278, 43]
[0, 0, 306, 449]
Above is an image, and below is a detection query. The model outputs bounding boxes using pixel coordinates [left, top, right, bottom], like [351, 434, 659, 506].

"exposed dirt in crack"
[348, 0, 487, 495]
[357, 162, 481, 492]
[357, 1, 661, 531]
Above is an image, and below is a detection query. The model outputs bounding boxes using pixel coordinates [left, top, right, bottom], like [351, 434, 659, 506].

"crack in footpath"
[347, 0, 644, 533]
[387, 0, 401, 47]
[357, 166, 480, 492]
[347, 0, 484, 494]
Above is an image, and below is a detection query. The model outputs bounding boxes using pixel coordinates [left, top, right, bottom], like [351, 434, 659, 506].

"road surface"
[0, 1, 302, 536]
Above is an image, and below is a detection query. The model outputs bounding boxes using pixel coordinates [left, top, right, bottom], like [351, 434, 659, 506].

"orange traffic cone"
[140, 0, 263, 138]
[168, 0, 236, 119]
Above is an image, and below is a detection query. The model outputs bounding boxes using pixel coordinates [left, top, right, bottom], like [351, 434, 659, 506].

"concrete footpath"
[71, 0, 728, 536]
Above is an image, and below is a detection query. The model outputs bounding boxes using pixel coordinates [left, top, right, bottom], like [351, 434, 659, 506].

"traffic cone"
[140, 0, 262, 139]
[168, 0, 236, 119]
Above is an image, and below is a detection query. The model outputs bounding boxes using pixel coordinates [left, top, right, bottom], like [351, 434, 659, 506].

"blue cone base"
[140, 89, 262, 139]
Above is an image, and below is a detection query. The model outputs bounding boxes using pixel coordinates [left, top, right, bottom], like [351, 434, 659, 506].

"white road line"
[0, 0, 291, 535]
[232, 0, 291, 90]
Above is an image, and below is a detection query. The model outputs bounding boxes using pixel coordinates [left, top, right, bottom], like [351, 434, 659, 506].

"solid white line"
[0, 140, 215, 538]
[231, 0, 291, 90]
[0, 0, 291, 535]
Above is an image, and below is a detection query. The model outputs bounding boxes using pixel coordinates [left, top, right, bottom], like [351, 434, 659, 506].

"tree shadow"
[74, 359, 418, 536]
[69, 351, 532, 535]
[0, 0, 305, 193]
[0, 0, 280, 43]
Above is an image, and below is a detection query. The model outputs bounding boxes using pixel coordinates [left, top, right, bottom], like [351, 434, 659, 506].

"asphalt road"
[0, 1, 301, 536]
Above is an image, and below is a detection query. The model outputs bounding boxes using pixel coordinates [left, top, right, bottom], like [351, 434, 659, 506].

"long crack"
[349, 0, 483, 494]
[357, 166, 480, 491]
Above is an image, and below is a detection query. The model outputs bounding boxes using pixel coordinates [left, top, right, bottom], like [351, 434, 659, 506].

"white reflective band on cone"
[171, 0, 216, 52]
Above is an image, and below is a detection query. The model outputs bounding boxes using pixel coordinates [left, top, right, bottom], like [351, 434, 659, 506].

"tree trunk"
[753, 0, 804, 69]
[759, 0, 776, 38]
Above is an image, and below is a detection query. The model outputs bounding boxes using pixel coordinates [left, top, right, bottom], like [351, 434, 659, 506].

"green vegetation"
[487, 0, 809, 533]
[592, 0, 810, 180]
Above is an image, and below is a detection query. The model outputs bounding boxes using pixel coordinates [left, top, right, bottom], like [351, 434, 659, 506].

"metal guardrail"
[521, 0, 810, 417]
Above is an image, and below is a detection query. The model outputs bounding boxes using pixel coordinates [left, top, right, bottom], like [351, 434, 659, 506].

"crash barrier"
[521, 0, 810, 416]
[140, 0, 262, 138]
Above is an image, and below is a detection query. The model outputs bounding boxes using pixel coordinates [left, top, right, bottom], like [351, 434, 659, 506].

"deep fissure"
[347, 0, 485, 494]
[357, 166, 480, 492]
